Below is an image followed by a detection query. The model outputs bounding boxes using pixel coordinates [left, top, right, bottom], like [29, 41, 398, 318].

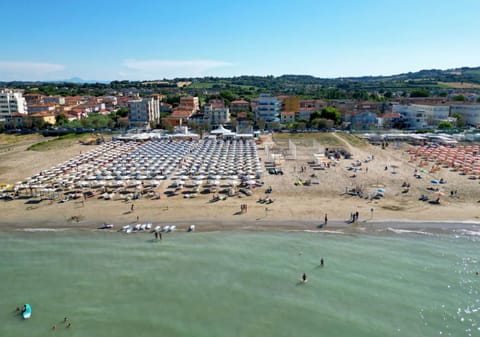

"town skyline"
[1, 0, 480, 81]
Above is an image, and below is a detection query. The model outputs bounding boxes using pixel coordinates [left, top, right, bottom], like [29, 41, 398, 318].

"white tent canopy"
[211, 125, 233, 135]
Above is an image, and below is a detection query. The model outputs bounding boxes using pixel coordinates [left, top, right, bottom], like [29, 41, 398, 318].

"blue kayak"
[22, 304, 31, 319]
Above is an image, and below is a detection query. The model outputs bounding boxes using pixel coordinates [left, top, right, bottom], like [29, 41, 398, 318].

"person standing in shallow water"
[320, 258, 324, 266]
[302, 273, 307, 283]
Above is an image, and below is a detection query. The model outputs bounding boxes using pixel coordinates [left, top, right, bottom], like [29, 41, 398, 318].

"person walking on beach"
[324, 213, 328, 226]
[131, 204, 134, 212]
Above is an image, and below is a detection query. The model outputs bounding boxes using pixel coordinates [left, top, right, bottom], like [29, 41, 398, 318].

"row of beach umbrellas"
[15, 139, 263, 193]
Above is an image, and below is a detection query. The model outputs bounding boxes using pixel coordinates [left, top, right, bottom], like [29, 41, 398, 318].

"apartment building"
[230, 99, 250, 115]
[179, 96, 199, 112]
[254, 94, 280, 125]
[393, 103, 449, 129]
[450, 104, 480, 127]
[128, 97, 160, 128]
[0, 89, 28, 121]
[204, 99, 230, 127]
[23, 93, 44, 105]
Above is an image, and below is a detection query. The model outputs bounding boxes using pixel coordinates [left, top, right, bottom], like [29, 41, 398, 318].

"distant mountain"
[1, 66, 479, 90]
[56, 77, 110, 84]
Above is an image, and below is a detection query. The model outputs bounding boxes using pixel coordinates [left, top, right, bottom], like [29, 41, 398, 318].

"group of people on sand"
[294, 165, 309, 173]
[350, 211, 359, 223]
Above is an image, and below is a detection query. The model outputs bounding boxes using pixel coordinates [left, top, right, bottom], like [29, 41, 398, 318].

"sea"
[1, 226, 479, 337]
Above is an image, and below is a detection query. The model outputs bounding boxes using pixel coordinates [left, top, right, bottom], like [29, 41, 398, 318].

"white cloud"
[123, 59, 233, 79]
[0, 61, 66, 80]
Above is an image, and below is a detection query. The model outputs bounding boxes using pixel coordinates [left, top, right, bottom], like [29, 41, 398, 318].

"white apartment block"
[254, 94, 280, 124]
[204, 104, 230, 127]
[128, 97, 160, 128]
[0, 89, 28, 121]
[450, 104, 480, 127]
[393, 104, 449, 129]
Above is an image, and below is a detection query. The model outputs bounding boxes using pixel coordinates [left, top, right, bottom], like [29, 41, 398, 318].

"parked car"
[268, 168, 284, 175]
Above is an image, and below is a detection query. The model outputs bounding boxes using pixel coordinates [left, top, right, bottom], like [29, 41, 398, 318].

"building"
[27, 103, 57, 114]
[254, 94, 280, 126]
[162, 109, 194, 128]
[282, 96, 300, 112]
[299, 99, 326, 110]
[297, 108, 316, 122]
[43, 96, 65, 105]
[230, 99, 250, 115]
[23, 93, 44, 105]
[450, 104, 480, 127]
[4, 113, 25, 129]
[128, 97, 160, 128]
[29, 112, 56, 126]
[0, 89, 28, 121]
[101, 96, 118, 109]
[350, 111, 379, 130]
[377, 112, 401, 129]
[280, 111, 296, 124]
[4, 112, 55, 129]
[159, 102, 173, 113]
[179, 96, 199, 112]
[393, 103, 449, 129]
[204, 99, 230, 127]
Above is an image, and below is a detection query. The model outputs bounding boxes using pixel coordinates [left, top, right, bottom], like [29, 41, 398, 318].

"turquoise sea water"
[1, 229, 479, 337]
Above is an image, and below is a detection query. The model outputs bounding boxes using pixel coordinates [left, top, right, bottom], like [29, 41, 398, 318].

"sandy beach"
[1, 133, 479, 233]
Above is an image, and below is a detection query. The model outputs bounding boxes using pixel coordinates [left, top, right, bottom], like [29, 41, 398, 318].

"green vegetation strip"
[0, 134, 40, 146]
[27, 133, 88, 151]
[273, 132, 345, 147]
[335, 132, 367, 147]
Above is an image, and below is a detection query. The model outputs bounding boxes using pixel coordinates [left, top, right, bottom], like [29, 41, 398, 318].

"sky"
[1, 0, 480, 81]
